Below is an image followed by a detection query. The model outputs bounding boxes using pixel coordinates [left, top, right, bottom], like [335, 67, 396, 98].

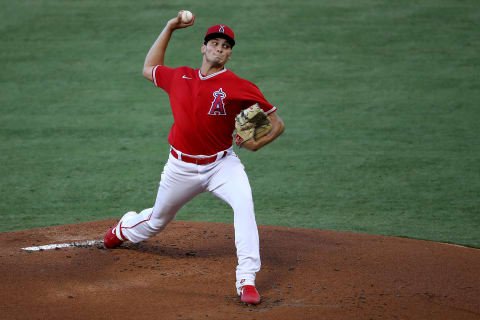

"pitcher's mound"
[0, 220, 479, 319]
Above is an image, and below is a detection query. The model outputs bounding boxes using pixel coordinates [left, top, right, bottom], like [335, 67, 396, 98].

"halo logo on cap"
[204, 24, 235, 47]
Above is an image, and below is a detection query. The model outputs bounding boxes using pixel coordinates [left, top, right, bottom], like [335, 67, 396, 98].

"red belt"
[170, 149, 226, 165]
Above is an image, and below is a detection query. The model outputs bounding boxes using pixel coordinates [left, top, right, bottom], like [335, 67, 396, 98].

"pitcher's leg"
[208, 155, 261, 287]
[120, 157, 203, 243]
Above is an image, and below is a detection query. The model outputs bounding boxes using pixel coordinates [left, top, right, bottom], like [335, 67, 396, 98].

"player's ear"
[201, 44, 206, 54]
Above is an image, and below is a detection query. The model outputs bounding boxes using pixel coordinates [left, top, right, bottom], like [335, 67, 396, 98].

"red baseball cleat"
[104, 225, 123, 249]
[104, 211, 137, 249]
[240, 285, 261, 305]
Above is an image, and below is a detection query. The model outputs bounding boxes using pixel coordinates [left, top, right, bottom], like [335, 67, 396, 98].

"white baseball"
[181, 10, 193, 23]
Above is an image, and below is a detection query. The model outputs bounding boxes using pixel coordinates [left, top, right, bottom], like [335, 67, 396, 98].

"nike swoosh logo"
[182, 75, 192, 79]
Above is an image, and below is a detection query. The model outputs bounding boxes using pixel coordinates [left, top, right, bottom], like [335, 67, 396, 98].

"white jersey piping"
[265, 106, 277, 114]
[198, 68, 228, 80]
[152, 65, 160, 87]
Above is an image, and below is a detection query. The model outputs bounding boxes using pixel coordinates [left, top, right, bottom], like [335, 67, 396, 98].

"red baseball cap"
[204, 24, 235, 47]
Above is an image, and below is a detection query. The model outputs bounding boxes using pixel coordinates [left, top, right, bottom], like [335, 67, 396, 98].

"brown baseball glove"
[234, 104, 272, 146]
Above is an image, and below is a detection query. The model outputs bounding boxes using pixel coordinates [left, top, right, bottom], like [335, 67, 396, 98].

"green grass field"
[1, 0, 479, 247]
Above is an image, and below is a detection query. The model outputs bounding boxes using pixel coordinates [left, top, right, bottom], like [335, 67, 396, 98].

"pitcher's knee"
[231, 192, 254, 211]
[146, 218, 169, 233]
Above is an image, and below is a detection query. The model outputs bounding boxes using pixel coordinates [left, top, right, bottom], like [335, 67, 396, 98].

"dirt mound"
[0, 220, 479, 319]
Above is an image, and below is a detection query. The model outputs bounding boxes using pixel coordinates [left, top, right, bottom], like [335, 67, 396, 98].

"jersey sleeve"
[152, 65, 176, 93]
[241, 80, 277, 114]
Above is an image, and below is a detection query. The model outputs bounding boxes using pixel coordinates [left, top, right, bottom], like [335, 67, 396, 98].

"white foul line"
[22, 240, 103, 251]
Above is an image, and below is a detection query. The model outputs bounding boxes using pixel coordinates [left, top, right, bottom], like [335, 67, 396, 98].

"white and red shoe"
[240, 285, 261, 305]
[104, 211, 137, 249]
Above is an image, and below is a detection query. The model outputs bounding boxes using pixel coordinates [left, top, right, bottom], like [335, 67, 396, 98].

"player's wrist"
[166, 16, 181, 30]
[239, 139, 260, 152]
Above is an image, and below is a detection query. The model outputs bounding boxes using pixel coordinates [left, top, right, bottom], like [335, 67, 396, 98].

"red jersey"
[152, 66, 277, 155]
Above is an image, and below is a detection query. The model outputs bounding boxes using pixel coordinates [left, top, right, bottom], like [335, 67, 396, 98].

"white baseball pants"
[119, 148, 261, 286]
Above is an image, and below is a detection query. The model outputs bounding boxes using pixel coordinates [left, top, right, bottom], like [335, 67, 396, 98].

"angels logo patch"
[208, 88, 227, 115]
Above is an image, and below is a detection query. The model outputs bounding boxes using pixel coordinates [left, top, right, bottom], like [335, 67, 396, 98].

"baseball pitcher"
[104, 11, 285, 305]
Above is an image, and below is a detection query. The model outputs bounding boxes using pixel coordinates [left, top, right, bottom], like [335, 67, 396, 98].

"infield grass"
[1, 0, 479, 247]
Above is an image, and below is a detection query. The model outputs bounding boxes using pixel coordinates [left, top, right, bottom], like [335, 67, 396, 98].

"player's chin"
[211, 59, 226, 67]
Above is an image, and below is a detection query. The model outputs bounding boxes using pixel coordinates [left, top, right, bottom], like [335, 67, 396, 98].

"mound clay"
[1, 220, 479, 319]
